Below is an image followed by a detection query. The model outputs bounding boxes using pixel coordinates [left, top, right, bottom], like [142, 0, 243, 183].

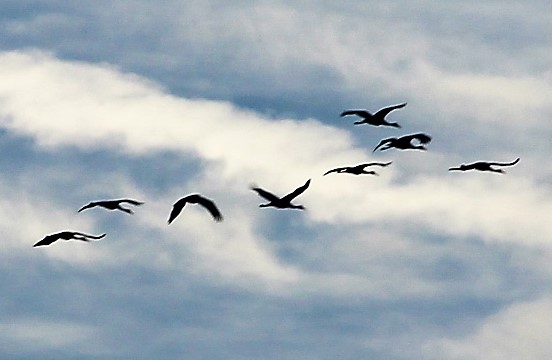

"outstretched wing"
[33, 235, 58, 247]
[373, 138, 393, 152]
[251, 186, 281, 202]
[488, 158, 520, 167]
[281, 179, 311, 202]
[405, 132, 432, 144]
[192, 195, 223, 222]
[118, 199, 144, 206]
[323, 166, 347, 176]
[373, 103, 407, 118]
[168, 198, 186, 224]
[340, 110, 371, 118]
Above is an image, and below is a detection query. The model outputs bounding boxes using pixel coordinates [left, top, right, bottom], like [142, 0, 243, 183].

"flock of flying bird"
[33, 102, 520, 247]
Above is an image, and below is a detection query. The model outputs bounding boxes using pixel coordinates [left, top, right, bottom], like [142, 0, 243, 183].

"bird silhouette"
[168, 194, 223, 224]
[340, 103, 406, 127]
[323, 162, 392, 176]
[373, 133, 432, 152]
[449, 158, 520, 173]
[33, 231, 106, 247]
[251, 179, 310, 210]
[78, 199, 144, 214]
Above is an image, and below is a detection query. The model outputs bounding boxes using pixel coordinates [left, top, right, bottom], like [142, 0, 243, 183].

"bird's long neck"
[449, 165, 467, 171]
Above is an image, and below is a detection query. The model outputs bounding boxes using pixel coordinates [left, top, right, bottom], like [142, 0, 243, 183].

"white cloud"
[0, 50, 356, 173]
[428, 297, 552, 360]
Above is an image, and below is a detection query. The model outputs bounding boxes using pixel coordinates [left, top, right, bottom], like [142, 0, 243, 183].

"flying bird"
[340, 103, 406, 127]
[449, 158, 520, 173]
[168, 194, 223, 224]
[373, 133, 432, 152]
[323, 162, 392, 176]
[251, 179, 310, 210]
[78, 199, 144, 214]
[33, 231, 106, 247]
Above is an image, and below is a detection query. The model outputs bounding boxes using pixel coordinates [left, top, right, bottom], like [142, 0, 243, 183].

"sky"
[0, 1, 551, 359]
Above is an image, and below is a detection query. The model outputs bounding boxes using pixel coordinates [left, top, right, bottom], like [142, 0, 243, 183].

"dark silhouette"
[78, 199, 144, 214]
[33, 231, 106, 247]
[373, 133, 432, 152]
[324, 162, 392, 176]
[251, 179, 310, 210]
[168, 194, 223, 224]
[449, 158, 520, 173]
[340, 103, 406, 127]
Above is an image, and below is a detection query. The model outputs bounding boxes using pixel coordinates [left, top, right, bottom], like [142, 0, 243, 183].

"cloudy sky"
[0, 1, 551, 359]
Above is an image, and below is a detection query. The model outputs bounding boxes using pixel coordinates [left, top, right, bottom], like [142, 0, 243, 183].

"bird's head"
[448, 165, 466, 171]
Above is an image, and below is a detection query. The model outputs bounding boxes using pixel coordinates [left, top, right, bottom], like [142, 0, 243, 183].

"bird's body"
[251, 179, 310, 210]
[324, 162, 392, 176]
[78, 199, 144, 214]
[373, 133, 432, 152]
[340, 103, 406, 127]
[33, 231, 106, 247]
[168, 194, 223, 224]
[449, 158, 520, 173]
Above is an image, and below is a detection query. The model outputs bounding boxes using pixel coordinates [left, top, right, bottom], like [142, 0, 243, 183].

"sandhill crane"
[340, 103, 406, 127]
[78, 199, 144, 214]
[168, 194, 223, 224]
[323, 162, 392, 176]
[251, 179, 310, 210]
[33, 231, 106, 247]
[373, 133, 432, 152]
[449, 158, 520, 173]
